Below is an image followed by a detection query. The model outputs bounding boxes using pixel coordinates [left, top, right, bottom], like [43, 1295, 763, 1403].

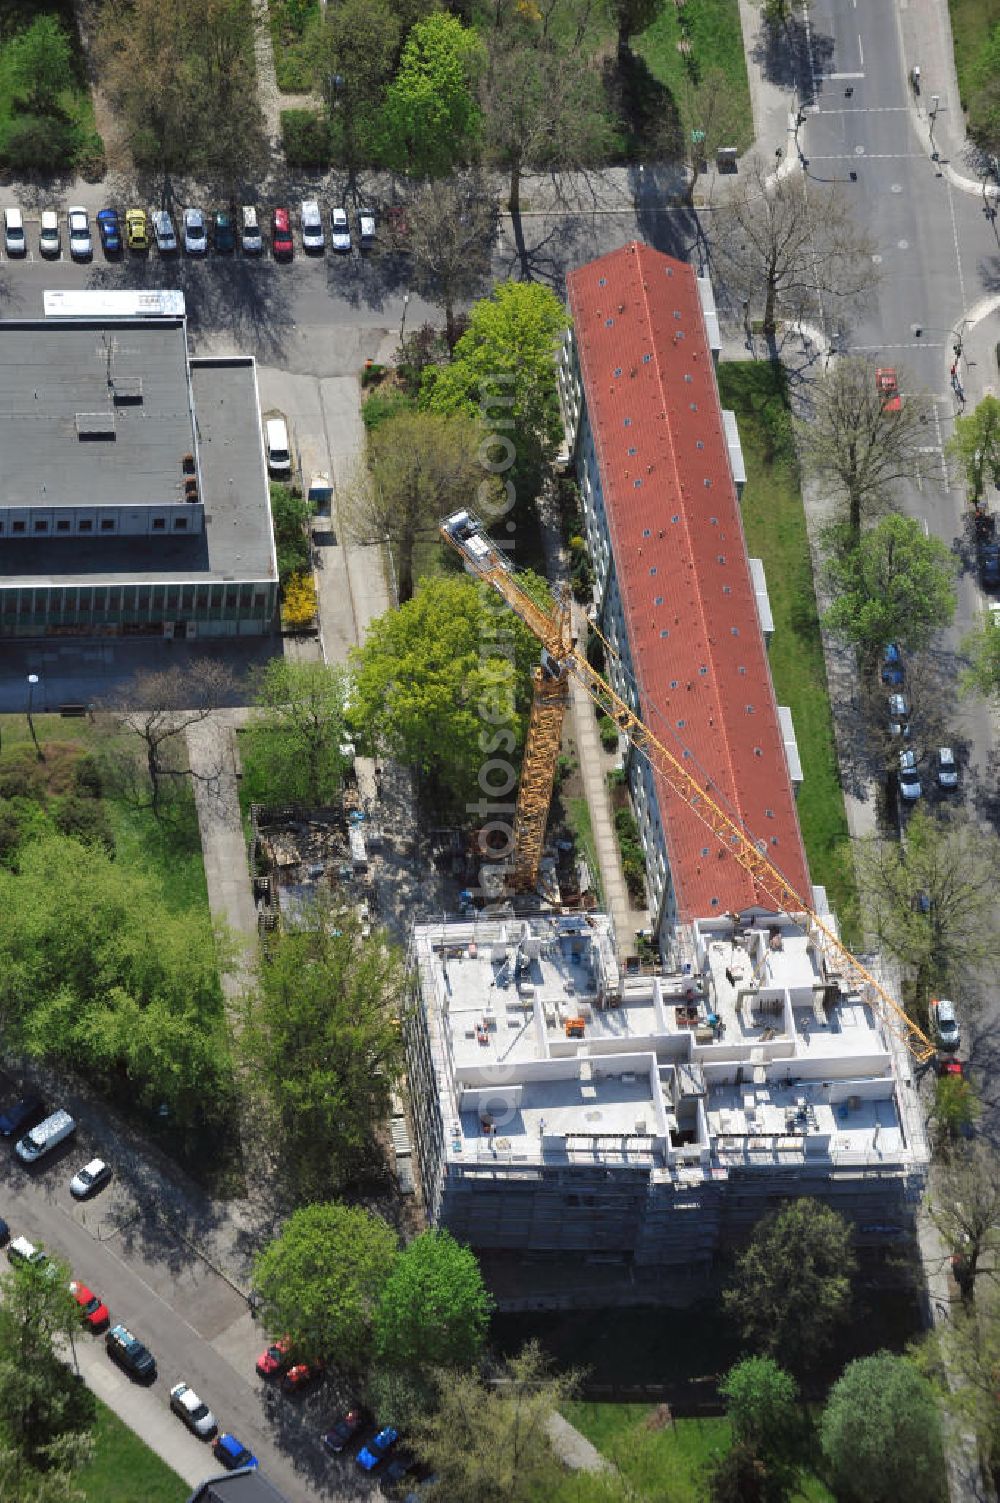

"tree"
[718, 1357, 800, 1465]
[929, 1144, 1000, 1304]
[679, 66, 748, 203]
[917, 1289, 1000, 1473]
[403, 176, 499, 351]
[350, 575, 539, 807]
[946, 394, 1000, 502]
[712, 157, 877, 346]
[269, 483, 311, 586]
[241, 902, 404, 1199]
[374, 1230, 493, 1370]
[306, 0, 401, 173]
[8, 16, 72, 117]
[707, 1442, 791, 1503]
[189, 0, 268, 190]
[253, 1203, 398, 1368]
[0, 1255, 94, 1470]
[607, 0, 663, 56]
[380, 13, 484, 177]
[240, 659, 351, 806]
[723, 1199, 855, 1373]
[856, 809, 1000, 1006]
[409, 1342, 574, 1502]
[931, 1073, 980, 1152]
[344, 409, 492, 603]
[422, 280, 567, 507]
[823, 514, 956, 661]
[820, 1352, 944, 1503]
[962, 611, 1000, 701]
[796, 358, 927, 541]
[111, 659, 235, 817]
[0, 1434, 94, 1503]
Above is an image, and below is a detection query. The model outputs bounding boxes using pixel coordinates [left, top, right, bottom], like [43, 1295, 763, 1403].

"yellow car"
[125, 207, 149, 251]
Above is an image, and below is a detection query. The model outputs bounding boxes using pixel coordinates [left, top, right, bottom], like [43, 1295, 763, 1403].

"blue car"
[97, 208, 122, 256]
[213, 1432, 258, 1470]
[880, 643, 904, 686]
[356, 1426, 399, 1471]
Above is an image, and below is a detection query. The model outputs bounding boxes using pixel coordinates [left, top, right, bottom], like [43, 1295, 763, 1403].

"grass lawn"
[635, 0, 754, 154]
[78, 1399, 187, 1503]
[948, 0, 1000, 104]
[717, 362, 861, 945]
[565, 793, 604, 905]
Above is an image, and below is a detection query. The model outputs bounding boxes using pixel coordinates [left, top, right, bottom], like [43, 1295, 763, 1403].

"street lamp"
[26, 674, 43, 762]
[929, 94, 940, 159]
[399, 290, 410, 350]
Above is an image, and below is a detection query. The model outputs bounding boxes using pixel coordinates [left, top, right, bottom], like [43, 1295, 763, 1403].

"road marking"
[858, 34, 864, 67]
[923, 518, 929, 537]
[931, 402, 950, 487]
[808, 152, 924, 160]
[827, 71, 866, 80]
[945, 177, 967, 310]
[848, 342, 944, 351]
[816, 106, 908, 115]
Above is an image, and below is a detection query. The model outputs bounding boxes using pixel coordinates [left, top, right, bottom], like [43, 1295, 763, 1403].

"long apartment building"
[406, 911, 928, 1267]
[556, 244, 810, 949]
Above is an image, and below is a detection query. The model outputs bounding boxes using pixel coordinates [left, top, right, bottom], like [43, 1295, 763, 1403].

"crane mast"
[440, 510, 936, 1065]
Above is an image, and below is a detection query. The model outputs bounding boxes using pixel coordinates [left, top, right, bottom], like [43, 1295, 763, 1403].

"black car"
[0, 1096, 43, 1139]
[322, 1406, 367, 1455]
[981, 541, 1000, 587]
[106, 1323, 157, 1382]
[212, 210, 235, 253]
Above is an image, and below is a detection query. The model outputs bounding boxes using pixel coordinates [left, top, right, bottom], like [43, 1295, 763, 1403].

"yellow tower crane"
[440, 510, 936, 1065]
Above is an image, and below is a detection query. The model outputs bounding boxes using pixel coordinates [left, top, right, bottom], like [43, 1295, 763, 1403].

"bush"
[362, 388, 417, 433]
[0, 113, 76, 173]
[280, 110, 333, 168]
[598, 715, 620, 752]
[73, 756, 103, 799]
[361, 362, 388, 389]
[270, 484, 311, 585]
[282, 572, 318, 628]
[53, 795, 115, 856]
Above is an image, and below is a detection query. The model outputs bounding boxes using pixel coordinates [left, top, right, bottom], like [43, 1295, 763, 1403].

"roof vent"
[112, 378, 143, 404]
[182, 453, 196, 473]
[76, 412, 115, 439]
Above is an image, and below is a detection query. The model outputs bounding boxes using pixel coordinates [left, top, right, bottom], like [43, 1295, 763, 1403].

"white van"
[15, 1109, 76, 1165]
[265, 417, 292, 478]
[241, 205, 262, 255]
[300, 199, 324, 253]
[4, 207, 25, 257]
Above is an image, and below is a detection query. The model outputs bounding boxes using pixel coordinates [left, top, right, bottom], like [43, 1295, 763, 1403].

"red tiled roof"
[566, 243, 810, 921]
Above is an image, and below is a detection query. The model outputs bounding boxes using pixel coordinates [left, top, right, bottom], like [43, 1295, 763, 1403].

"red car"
[876, 367, 901, 412]
[937, 1057, 964, 1078]
[255, 1337, 291, 1378]
[281, 1361, 324, 1394]
[271, 207, 293, 260]
[70, 1280, 109, 1330]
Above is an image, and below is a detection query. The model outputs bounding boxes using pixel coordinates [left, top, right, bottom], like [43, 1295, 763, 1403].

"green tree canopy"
[823, 513, 957, 659]
[254, 1203, 398, 1368]
[820, 1352, 944, 1503]
[379, 13, 484, 176]
[421, 280, 567, 506]
[9, 16, 72, 116]
[723, 1199, 855, 1373]
[947, 393, 1000, 501]
[306, 0, 401, 170]
[607, 0, 663, 55]
[962, 610, 1000, 701]
[240, 659, 352, 807]
[241, 901, 404, 1200]
[0, 1255, 95, 1472]
[374, 1230, 493, 1370]
[350, 575, 539, 807]
[718, 1356, 800, 1464]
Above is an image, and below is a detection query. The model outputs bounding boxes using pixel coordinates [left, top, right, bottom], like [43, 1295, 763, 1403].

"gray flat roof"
[0, 319, 195, 510]
[0, 356, 276, 587]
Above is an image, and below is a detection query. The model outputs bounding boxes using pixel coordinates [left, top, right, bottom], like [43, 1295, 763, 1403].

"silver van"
[241, 205, 262, 255]
[15, 1109, 76, 1165]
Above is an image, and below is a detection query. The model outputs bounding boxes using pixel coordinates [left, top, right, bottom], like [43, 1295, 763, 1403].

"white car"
[4, 206, 25, 257]
[330, 207, 351, 253]
[936, 746, 959, 790]
[887, 692, 911, 738]
[898, 749, 922, 801]
[67, 206, 92, 259]
[300, 199, 324, 252]
[170, 1381, 217, 1438]
[183, 208, 207, 255]
[357, 208, 376, 248]
[152, 210, 177, 253]
[39, 209, 60, 257]
[70, 1158, 112, 1199]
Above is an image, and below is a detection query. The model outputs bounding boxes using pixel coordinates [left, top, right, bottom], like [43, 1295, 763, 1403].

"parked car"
[212, 209, 235, 253]
[170, 1380, 217, 1438]
[70, 1158, 112, 1199]
[255, 1337, 291, 1378]
[240, 205, 263, 254]
[898, 748, 922, 801]
[281, 1361, 324, 1394]
[981, 540, 1000, 588]
[330, 207, 351, 253]
[888, 693, 911, 738]
[97, 208, 122, 256]
[271, 207, 294, 260]
[357, 208, 376, 247]
[8, 1236, 47, 1270]
[106, 1323, 157, 1381]
[0, 1095, 44, 1139]
[4, 207, 26, 257]
[880, 643, 904, 686]
[301, 199, 324, 252]
[70, 1280, 110, 1330]
[214, 1432, 258, 1470]
[125, 207, 149, 251]
[931, 997, 961, 1052]
[67, 206, 92, 260]
[322, 1406, 367, 1455]
[39, 209, 60, 258]
[183, 208, 207, 255]
[384, 1452, 417, 1486]
[264, 416, 292, 479]
[16, 1108, 76, 1165]
[876, 366, 901, 412]
[152, 210, 177, 253]
[937, 1057, 964, 1078]
[936, 746, 959, 790]
[0, 1218, 9, 1247]
[356, 1426, 399, 1471]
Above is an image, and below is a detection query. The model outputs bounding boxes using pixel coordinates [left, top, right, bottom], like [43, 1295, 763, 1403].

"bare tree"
[111, 660, 235, 816]
[797, 357, 928, 542]
[711, 156, 878, 346]
[679, 66, 748, 205]
[405, 175, 499, 350]
[929, 1145, 1000, 1304]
